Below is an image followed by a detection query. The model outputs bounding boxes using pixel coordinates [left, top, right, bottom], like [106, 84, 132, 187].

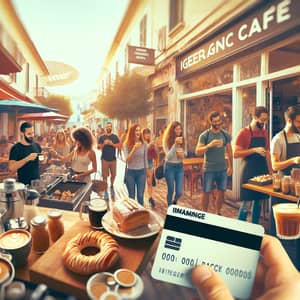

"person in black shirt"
[98, 122, 120, 200]
[9, 122, 42, 185]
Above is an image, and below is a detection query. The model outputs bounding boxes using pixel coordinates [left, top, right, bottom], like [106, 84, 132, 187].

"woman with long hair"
[123, 124, 147, 206]
[142, 128, 157, 207]
[52, 127, 97, 183]
[49, 129, 70, 165]
[163, 121, 185, 206]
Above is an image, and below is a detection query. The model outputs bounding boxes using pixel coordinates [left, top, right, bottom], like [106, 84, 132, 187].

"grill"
[38, 178, 92, 211]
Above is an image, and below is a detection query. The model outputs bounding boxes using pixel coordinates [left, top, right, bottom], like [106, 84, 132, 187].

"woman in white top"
[52, 127, 97, 182]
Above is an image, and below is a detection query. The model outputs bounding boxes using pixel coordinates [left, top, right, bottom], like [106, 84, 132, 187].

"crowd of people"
[2, 104, 300, 299]
[4, 105, 300, 220]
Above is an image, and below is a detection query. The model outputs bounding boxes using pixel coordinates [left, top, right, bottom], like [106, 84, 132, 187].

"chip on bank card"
[151, 205, 264, 300]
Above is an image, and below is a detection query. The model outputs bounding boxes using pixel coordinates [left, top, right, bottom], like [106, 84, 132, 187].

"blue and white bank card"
[151, 205, 264, 300]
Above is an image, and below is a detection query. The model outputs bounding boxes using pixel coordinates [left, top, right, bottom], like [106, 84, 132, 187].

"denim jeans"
[237, 200, 262, 224]
[125, 168, 146, 206]
[164, 162, 184, 206]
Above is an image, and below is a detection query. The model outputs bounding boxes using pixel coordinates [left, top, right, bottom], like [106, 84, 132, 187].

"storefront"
[150, 66, 170, 136]
[175, 0, 300, 200]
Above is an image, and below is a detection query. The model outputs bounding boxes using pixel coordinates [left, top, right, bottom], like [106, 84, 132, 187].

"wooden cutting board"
[29, 220, 158, 300]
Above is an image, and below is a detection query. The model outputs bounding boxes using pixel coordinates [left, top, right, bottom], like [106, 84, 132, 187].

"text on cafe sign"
[128, 45, 155, 66]
[176, 0, 300, 78]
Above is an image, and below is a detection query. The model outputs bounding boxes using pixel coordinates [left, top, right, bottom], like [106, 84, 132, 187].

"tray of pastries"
[248, 174, 272, 186]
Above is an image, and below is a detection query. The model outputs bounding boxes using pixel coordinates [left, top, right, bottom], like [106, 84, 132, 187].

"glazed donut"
[62, 231, 119, 275]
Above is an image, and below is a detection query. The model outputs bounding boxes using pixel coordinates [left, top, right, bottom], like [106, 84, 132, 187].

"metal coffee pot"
[0, 178, 39, 232]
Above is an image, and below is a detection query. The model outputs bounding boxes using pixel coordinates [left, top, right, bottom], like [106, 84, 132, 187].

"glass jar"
[281, 176, 290, 194]
[47, 210, 64, 243]
[289, 177, 296, 196]
[30, 216, 50, 253]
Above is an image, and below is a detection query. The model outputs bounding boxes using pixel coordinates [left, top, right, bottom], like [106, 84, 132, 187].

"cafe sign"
[128, 45, 155, 66]
[176, 0, 300, 79]
[41, 61, 79, 86]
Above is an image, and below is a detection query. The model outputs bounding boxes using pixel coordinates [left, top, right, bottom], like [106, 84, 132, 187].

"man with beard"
[233, 106, 272, 224]
[195, 111, 232, 215]
[270, 105, 300, 269]
[98, 122, 120, 200]
[9, 122, 42, 185]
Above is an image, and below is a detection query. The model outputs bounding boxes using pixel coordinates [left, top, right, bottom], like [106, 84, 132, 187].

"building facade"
[99, 0, 300, 200]
[0, 0, 49, 137]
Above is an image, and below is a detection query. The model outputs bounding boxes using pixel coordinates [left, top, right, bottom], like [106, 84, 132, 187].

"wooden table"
[15, 205, 162, 299]
[242, 183, 298, 202]
[183, 157, 203, 167]
[183, 158, 203, 197]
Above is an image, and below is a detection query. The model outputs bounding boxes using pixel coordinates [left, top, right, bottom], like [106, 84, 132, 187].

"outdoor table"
[183, 157, 203, 197]
[15, 205, 162, 299]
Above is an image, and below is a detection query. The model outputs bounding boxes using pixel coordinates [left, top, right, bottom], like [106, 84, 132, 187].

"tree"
[39, 94, 73, 116]
[94, 72, 152, 120]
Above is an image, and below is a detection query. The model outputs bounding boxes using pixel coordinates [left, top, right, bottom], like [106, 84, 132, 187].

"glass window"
[182, 62, 233, 94]
[154, 86, 168, 107]
[240, 56, 260, 80]
[169, 0, 183, 32]
[269, 40, 300, 73]
[241, 86, 256, 128]
[140, 15, 147, 47]
[185, 93, 232, 155]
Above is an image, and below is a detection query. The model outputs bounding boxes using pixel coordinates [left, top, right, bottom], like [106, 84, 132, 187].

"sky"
[12, 0, 129, 99]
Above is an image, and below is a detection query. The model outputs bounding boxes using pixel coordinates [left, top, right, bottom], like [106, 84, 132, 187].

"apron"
[282, 131, 300, 175]
[270, 131, 300, 270]
[240, 126, 268, 201]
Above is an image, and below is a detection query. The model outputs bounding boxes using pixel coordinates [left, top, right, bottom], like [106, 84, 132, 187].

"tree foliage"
[94, 72, 152, 120]
[39, 94, 73, 116]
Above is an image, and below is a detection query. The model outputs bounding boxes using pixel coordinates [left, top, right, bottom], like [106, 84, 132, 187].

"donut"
[62, 231, 119, 275]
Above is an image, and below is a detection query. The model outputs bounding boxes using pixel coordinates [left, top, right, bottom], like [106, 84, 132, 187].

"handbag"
[92, 171, 107, 193]
[124, 166, 128, 184]
[155, 161, 165, 180]
[152, 173, 156, 186]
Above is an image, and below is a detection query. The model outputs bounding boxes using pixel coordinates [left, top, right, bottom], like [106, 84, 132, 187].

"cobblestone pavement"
[97, 158, 271, 300]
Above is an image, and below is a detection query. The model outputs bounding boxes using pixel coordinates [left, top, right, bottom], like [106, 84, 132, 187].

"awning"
[0, 44, 22, 75]
[0, 99, 57, 114]
[0, 79, 35, 103]
[17, 111, 69, 121]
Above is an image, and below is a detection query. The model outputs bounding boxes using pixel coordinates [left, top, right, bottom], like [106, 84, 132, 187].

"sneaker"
[149, 197, 155, 207]
[110, 186, 115, 197]
[103, 191, 109, 201]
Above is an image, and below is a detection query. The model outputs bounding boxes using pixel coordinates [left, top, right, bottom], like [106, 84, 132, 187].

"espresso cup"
[273, 203, 300, 240]
[79, 199, 107, 229]
[0, 255, 15, 300]
[0, 229, 32, 267]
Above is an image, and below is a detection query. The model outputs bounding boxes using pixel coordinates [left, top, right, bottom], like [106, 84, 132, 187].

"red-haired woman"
[142, 128, 157, 207]
[163, 121, 185, 206]
[123, 124, 147, 206]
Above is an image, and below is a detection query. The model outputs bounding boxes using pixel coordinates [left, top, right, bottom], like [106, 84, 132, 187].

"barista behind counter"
[9, 122, 43, 185]
[270, 105, 300, 269]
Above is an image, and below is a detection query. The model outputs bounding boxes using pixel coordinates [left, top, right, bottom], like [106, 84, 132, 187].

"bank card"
[151, 205, 264, 300]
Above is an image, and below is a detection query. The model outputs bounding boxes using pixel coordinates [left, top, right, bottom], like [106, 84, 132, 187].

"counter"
[242, 183, 298, 202]
[15, 205, 162, 299]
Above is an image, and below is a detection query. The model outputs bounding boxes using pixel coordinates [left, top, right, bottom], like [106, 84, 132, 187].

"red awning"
[17, 111, 69, 120]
